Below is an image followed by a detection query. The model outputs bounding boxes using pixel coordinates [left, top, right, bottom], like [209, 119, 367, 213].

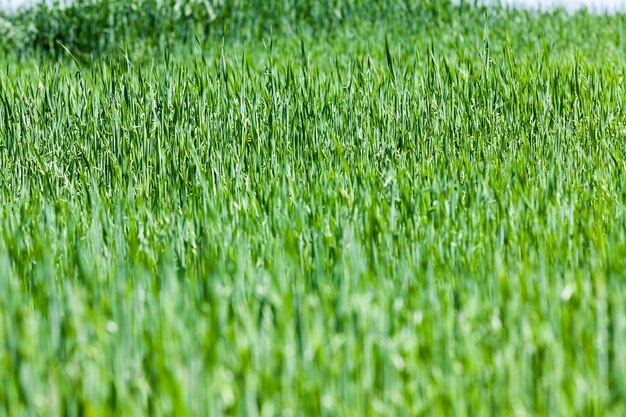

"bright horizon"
[480, 0, 626, 11]
[2, 0, 626, 12]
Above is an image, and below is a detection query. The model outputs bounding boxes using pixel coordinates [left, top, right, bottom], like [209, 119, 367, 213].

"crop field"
[1, 1, 626, 416]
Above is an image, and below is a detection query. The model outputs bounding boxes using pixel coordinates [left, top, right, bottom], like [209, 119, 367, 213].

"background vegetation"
[1, 1, 626, 416]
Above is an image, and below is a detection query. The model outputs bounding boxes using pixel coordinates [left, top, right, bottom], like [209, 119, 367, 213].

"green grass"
[1, 1, 626, 416]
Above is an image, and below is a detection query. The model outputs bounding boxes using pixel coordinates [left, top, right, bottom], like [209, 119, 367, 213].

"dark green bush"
[1, 0, 456, 55]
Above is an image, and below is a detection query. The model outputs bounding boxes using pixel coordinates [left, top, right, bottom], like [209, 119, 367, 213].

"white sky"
[474, 0, 626, 12]
[2, 0, 626, 13]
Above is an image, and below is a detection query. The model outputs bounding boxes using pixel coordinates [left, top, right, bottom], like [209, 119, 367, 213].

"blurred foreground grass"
[1, 1, 626, 416]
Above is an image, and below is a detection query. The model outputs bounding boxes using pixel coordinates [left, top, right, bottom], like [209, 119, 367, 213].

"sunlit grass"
[1, 1, 626, 416]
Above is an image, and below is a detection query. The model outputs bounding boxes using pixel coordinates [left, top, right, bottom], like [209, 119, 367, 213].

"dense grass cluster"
[1, 1, 626, 416]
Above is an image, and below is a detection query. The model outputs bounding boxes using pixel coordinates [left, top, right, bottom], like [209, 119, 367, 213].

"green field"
[1, 1, 626, 416]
